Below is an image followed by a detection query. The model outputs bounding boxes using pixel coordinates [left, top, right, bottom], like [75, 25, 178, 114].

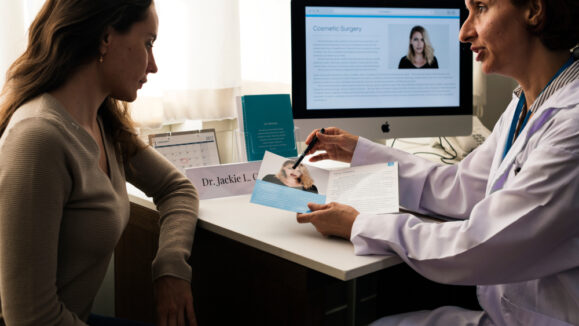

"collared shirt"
[513, 58, 579, 120]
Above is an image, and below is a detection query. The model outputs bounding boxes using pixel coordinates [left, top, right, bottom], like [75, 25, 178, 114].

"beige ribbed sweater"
[0, 94, 198, 325]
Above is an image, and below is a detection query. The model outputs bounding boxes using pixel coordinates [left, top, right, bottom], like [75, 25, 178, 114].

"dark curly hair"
[510, 0, 579, 51]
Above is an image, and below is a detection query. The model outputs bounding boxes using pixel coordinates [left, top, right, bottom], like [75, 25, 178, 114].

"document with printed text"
[251, 151, 399, 214]
[325, 162, 399, 214]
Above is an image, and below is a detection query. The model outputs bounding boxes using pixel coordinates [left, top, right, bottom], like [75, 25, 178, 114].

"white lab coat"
[349, 79, 579, 326]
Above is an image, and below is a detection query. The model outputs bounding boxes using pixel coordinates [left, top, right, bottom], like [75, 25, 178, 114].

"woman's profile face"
[459, 0, 531, 75]
[101, 4, 159, 102]
[283, 165, 302, 180]
[410, 31, 425, 55]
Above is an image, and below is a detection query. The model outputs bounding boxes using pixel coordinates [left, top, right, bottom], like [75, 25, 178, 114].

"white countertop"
[127, 141, 452, 281]
[128, 184, 400, 281]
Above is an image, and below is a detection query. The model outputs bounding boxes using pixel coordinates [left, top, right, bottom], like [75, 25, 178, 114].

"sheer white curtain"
[239, 0, 292, 91]
[0, 0, 41, 93]
[134, 0, 242, 126]
[132, 0, 292, 127]
[0, 0, 292, 127]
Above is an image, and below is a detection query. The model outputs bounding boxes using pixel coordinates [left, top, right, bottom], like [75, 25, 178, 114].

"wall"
[480, 74, 518, 130]
[473, 58, 519, 130]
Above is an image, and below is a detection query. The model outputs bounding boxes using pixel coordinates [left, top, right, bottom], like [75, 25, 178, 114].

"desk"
[121, 188, 401, 324]
[116, 183, 479, 325]
[130, 190, 401, 281]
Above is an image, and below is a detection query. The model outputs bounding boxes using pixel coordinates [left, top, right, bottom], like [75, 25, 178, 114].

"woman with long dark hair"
[0, 1, 198, 325]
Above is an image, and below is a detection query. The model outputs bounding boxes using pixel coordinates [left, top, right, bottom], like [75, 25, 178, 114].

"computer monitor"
[291, 0, 472, 141]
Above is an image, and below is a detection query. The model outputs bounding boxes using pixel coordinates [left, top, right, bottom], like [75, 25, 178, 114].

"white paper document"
[251, 151, 399, 214]
[326, 163, 399, 214]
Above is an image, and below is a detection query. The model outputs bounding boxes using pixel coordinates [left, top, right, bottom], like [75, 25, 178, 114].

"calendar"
[148, 129, 221, 174]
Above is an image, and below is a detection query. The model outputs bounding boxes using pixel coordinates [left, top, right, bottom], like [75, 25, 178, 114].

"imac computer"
[291, 0, 473, 141]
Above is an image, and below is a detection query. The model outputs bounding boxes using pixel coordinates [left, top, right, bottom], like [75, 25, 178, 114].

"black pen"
[292, 128, 325, 169]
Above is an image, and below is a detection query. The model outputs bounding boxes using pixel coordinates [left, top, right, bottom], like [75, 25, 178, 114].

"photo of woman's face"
[283, 165, 302, 179]
[411, 31, 425, 54]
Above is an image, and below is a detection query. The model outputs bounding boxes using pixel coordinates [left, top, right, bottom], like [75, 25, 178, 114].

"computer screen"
[291, 0, 472, 141]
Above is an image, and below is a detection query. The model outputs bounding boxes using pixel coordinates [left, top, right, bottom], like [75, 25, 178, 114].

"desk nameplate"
[185, 162, 261, 200]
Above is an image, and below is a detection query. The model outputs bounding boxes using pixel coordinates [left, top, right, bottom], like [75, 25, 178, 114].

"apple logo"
[381, 122, 390, 133]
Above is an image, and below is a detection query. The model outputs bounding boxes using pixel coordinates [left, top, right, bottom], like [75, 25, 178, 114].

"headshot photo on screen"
[262, 160, 319, 194]
[399, 25, 438, 68]
[388, 24, 450, 70]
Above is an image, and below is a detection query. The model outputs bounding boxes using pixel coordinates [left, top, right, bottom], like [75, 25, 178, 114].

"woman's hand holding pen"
[297, 202, 359, 239]
[305, 127, 359, 163]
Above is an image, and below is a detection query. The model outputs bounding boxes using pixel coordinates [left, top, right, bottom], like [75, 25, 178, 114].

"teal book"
[238, 94, 297, 161]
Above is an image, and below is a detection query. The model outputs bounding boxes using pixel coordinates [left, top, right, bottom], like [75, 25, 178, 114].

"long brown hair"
[0, 0, 153, 159]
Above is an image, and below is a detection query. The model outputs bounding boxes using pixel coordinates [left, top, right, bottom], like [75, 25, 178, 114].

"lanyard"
[501, 56, 575, 161]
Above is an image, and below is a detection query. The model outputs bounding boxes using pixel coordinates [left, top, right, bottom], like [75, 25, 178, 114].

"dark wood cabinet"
[114, 202, 480, 325]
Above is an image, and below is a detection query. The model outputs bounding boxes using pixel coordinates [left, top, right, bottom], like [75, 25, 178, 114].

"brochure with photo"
[251, 151, 399, 214]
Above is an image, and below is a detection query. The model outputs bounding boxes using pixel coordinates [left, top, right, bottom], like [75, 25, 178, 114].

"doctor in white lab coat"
[297, 0, 579, 325]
